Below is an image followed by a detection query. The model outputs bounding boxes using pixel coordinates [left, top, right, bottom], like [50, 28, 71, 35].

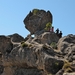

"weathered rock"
[0, 36, 13, 54]
[0, 65, 4, 74]
[44, 57, 64, 74]
[57, 34, 75, 52]
[8, 33, 24, 43]
[63, 73, 75, 75]
[1, 33, 75, 75]
[40, 32, 59, 44]
[57, 34, 75, 62]
[27, 32, 59, 45]
[9, 42, 64, 74]
[23, 9, 52, 34]
[55, 69, 64, 75]
[1, 8, 75, 75]
[14, 68, 46, 75]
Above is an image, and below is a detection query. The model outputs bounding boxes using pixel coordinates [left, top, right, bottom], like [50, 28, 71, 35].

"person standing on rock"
[51, 26, 54, 32]
[59, 31, 62, 38]
[56, 28, 59, 34]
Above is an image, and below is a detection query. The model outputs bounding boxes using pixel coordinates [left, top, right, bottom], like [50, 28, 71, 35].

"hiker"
[51, 26, 54, 32]
[56, 28, 59, 34]
[50, 26, 54, 32]
[59, 31, 62, 38]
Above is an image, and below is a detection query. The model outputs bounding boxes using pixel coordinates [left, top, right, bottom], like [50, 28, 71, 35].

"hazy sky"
[0, 0, 75, 37]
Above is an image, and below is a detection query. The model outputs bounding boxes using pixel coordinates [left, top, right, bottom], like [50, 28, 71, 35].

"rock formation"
[0, 33, 75, 75]
[0, 9, 75, 75]
[23, 9, 52, 35]
[0, 36, 13, 55]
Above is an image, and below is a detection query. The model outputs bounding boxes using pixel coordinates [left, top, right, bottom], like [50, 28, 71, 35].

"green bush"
[21, 42, 28, 48]
[32, 9, 39, 15]
[50, 42, 57, 49]
[45, 22, 52, 31]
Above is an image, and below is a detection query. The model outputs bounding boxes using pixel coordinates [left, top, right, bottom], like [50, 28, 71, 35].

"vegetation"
[32, 9, 39, 15]
[21, 41, 28, 48]
[55, 62, 59, 66]
[50, 42, 57, 49]
[45, 22, 52, 31]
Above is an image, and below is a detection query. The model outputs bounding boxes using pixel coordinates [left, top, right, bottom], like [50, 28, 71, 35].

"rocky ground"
[0, 9, 75, 75]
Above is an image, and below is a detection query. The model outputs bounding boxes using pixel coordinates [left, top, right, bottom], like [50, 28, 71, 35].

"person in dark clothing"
[56, 28, 59, 34]
[59, 31, 62, 38]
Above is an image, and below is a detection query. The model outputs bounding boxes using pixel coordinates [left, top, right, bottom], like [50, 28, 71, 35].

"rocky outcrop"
[0, 9, 75, 75]
[0, 36, 13, 54]
[14, 68, 46, 75]
[57, 34, 75, 62]
[63, 73, 75, 75]
[40, 32, 59, 44]
[23, 9, 52, 35]
[9, 42, 64, 74]
[0, 33, 75, 75]
[25, 32, 59, 45]
[8, 33, 24, 43]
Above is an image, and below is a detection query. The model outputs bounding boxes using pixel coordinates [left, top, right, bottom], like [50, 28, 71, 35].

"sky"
[0, 0, 75, 38]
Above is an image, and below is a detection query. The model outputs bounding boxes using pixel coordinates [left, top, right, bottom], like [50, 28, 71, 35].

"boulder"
[23, 9, 52, 34]
[57, 34, 75, 62]
[63, 73, 75, 75]
[8, 33, 24, 43]
[14, 68, 46, 75]
[27, 32, 59, 45]
[57, 34, 75, 52]
[0, 65, 4, 74]
[9, 42, 64, 74]
[0, 35, 13, 54]
[40, 32, 59, 44]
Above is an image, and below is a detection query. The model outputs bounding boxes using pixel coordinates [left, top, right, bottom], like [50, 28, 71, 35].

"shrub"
[21, 42, 28, 48]
[55, 62, 59, 66]
[32, 9, 39, 15]
[50, 42, 57, 49]
[45, 22, 52, 31]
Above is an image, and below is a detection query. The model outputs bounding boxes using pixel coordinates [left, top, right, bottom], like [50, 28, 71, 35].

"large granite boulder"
[23, 9, 52, 34]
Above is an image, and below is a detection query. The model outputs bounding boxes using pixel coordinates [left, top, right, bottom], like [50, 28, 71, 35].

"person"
[51, 26, 54, 32]
[59, 31, 62, 38]
[56, 28, 59, 34]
